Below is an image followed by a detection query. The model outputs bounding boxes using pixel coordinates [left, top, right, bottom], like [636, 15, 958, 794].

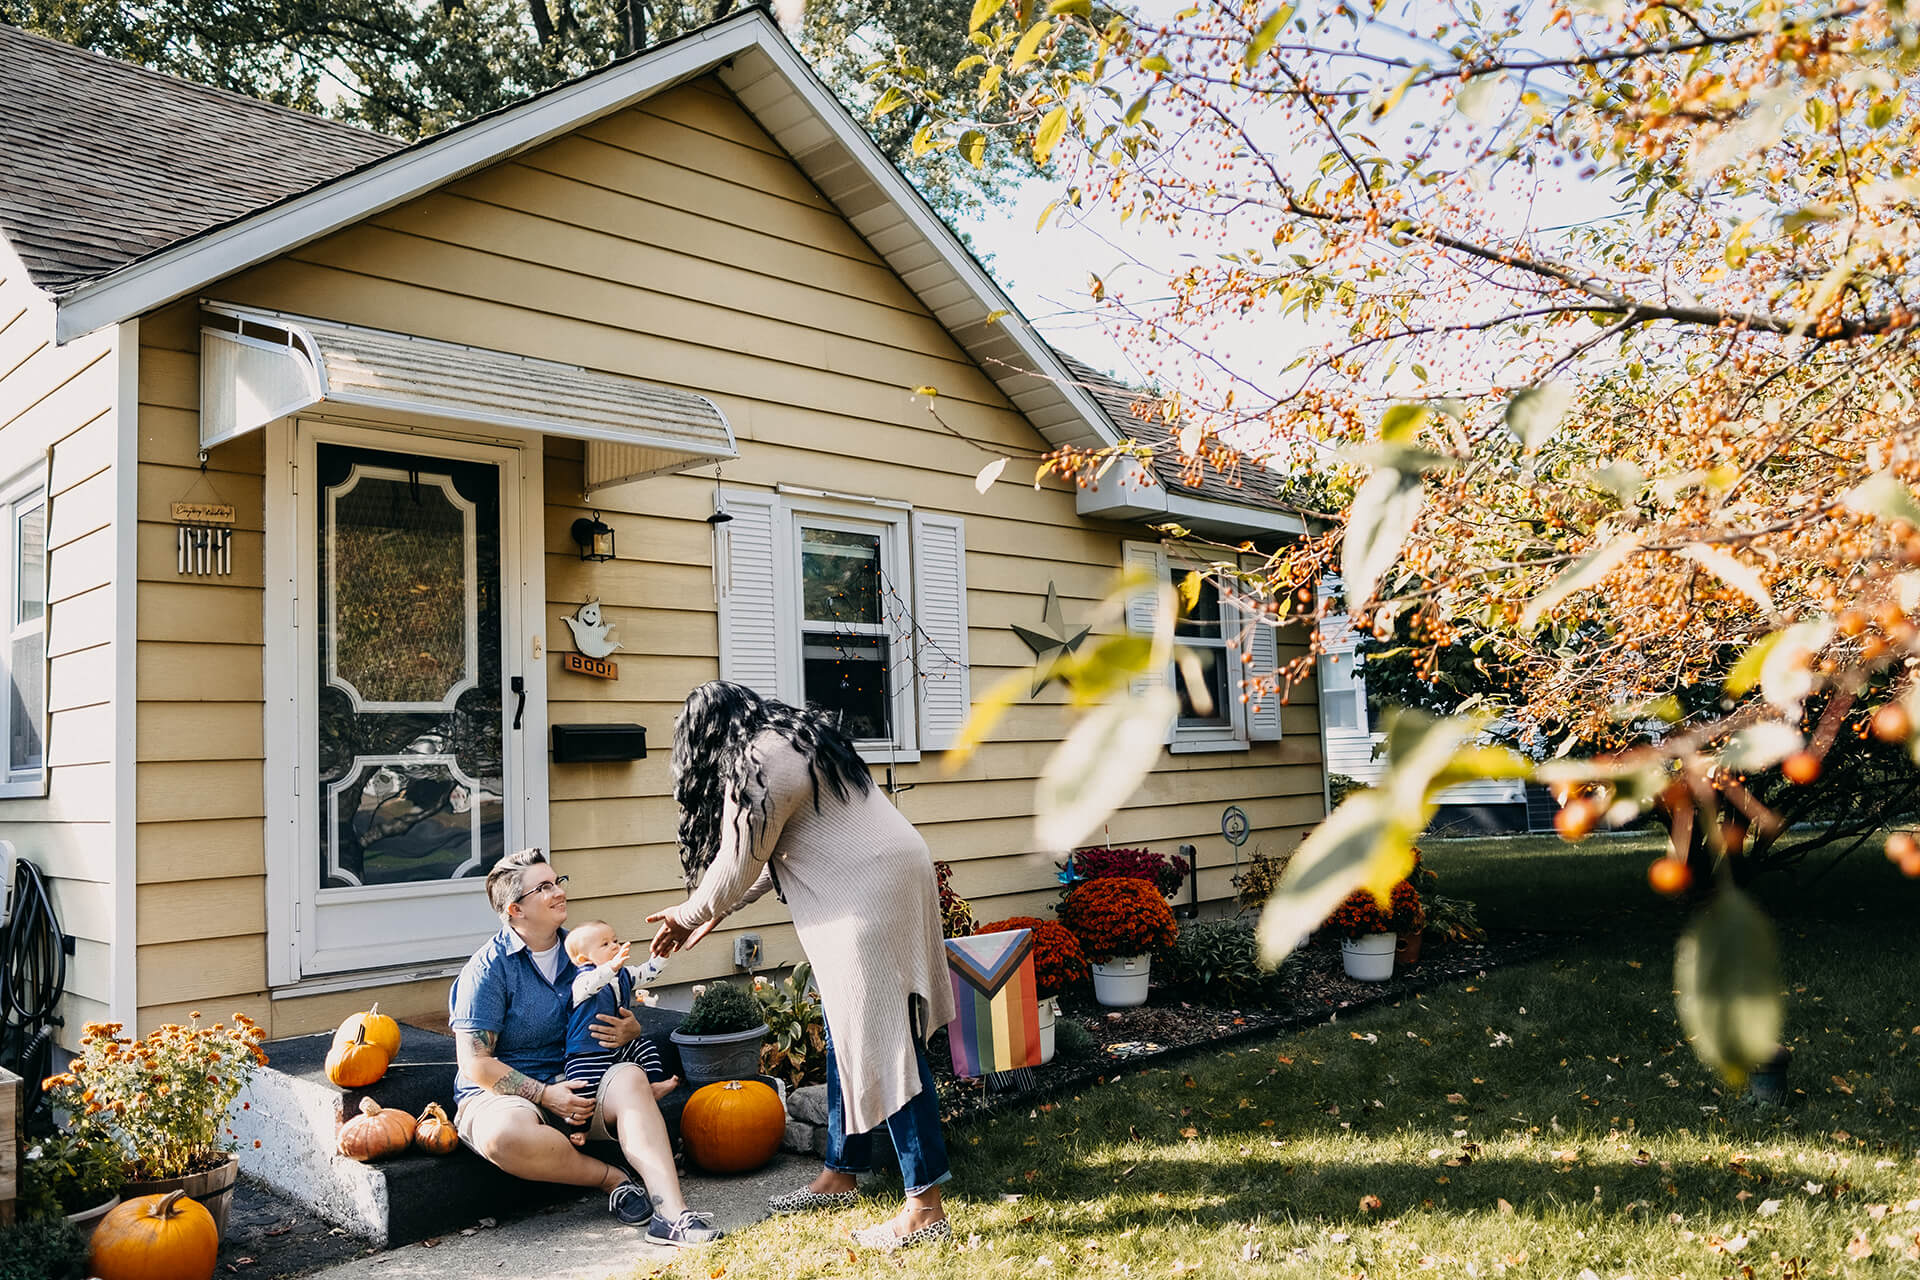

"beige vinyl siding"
[132, 299, 268, 1033]
[0, 243, 124, 1044]
[126, 75, 1323, 1034]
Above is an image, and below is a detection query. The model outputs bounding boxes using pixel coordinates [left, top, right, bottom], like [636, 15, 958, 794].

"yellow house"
[0, 12, 1327, 1059]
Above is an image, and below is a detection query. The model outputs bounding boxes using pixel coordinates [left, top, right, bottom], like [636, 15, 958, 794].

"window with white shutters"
[1125, 539, 1274, 753]
[715, 490, 969, 761]
[0, 467, 45, 797]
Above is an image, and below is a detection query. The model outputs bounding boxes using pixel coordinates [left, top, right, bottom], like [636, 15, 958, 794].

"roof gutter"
[1077, 454, 1305, 537]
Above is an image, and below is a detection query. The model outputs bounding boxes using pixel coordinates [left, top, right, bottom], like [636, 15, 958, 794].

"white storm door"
[295, 431, 524, 974]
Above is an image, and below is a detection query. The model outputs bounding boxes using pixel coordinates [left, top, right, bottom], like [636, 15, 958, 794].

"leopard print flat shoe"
[767, 1186, 859, 1214]
[851, 1216, 953, 1251]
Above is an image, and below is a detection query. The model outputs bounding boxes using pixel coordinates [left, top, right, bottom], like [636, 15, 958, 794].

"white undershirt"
[529, 940, 565, 985]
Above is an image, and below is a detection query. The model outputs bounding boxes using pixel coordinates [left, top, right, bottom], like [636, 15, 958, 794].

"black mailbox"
[551, 723, 647, 763]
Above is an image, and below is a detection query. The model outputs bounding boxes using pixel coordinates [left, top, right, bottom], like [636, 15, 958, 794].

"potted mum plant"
[1389, 880, 1427, 965]
[1058, 878, 1178, 1007]
[1324, 889, 1396, 981]
[1062, 846, 1192, 899]
[670, 981, 770, 1086]
[977, 916, 1090, 1063]
[41, 1013, 269, 1241]
[17, 1123, 125, 1249]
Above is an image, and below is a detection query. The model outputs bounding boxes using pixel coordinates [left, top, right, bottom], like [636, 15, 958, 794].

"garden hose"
[1, 856, 67, 1130]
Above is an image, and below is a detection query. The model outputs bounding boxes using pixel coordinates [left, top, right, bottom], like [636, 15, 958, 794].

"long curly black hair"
[670, 681, 873, 888]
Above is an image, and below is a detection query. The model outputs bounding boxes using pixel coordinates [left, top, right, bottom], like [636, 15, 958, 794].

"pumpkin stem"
[367, 1002, 381, 1017]
[360, 1096, 381, 1116]
[154, 1189, 188, 1219]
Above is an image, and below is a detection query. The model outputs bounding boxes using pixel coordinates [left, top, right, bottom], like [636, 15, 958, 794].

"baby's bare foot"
[651, 1074, 679, 1101]
[569, 1129, 588, 1147]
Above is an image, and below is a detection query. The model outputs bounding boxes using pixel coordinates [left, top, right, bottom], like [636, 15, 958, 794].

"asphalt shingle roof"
[1057, 353, 1303, 517]
[0, 23, 402, 293]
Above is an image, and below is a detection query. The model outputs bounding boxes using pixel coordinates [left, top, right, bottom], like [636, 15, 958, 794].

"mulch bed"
[928, 929, 1562, 1124]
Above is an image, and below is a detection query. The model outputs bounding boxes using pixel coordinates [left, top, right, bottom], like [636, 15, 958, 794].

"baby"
[562, 919, 678, 1145]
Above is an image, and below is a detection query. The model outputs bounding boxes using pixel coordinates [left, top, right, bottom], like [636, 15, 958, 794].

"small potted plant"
[18, 1125, 125, 1248]
[1389, 880, 1427, 965]
[41, 1013, 268, 1241]
[1058, 877, 1178, 1007]
[754, 963, 827, 1089]
[670, 981, 770, 1086]
[977, 916, 1090, 1063]
[1062, 846, 1192, 899]
[1324, 888, 1395, 980]
[934, 860, 977, 938]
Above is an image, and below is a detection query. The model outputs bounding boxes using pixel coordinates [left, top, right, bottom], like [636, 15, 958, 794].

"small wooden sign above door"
[560, 651, 618, 679]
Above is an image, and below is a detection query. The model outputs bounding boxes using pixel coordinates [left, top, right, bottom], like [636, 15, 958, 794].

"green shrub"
[0, 1217, 86, 1280]
[680, 981, 766, 1036]
[1328, 774, 1370, 807]
[1051, 1017, 1099, 1062]
[1162, 919, 1272, 1001]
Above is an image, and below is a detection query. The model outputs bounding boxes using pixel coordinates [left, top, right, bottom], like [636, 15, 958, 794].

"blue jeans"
[822, 1019, 951, 1196]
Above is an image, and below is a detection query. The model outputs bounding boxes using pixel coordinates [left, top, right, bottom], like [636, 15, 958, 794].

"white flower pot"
[1037, 997, 1057, 1065]
[1091, 954, 1151, 1007]
[1341, 933, 1396, 981]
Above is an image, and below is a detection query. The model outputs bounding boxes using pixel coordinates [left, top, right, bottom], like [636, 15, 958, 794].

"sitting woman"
[449, 848, 719, 1248]
[647, 681, 958, 1252]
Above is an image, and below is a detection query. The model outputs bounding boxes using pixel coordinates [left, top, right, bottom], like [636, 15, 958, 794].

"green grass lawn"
[658, 835, 1920, 1278]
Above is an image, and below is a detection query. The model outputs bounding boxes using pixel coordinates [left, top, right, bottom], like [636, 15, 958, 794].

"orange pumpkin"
[333, 1002, 402, 1060]
[415, 1100, 459, 1155]
[90, 1189, 218, 1280]
[680, 1080, 785, 1174]
[325, 1025, 390, 1089]
[337, 1096, 416, 1161]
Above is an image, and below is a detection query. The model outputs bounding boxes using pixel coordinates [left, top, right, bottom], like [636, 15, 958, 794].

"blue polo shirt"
[449, 926, 572, 1105]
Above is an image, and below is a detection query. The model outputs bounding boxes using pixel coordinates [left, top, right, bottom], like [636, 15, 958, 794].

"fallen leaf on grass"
[1848, 1233, 1875, 1259]
[1805, 1182, 1825, 1195]
[1180, 1127, 1198, 1138]
[1496, 1198, 1515, 1215]
[1445, 1092, 1467, 1103]
[1707, 1233, 1749, 1254]
[1632, 1150, 1652, 1167]
[1359, 1195, 1383, 1212]
[1832, 1076, 1855, 1095]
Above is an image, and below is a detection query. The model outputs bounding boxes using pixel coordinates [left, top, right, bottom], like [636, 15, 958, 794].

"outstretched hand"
[645, 909, 719, 958]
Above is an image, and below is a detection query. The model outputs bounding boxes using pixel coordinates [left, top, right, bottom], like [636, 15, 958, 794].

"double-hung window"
[0, 470, 46, 797]
[716, 489, 970, 762]
[1124, 539, 1283, 752]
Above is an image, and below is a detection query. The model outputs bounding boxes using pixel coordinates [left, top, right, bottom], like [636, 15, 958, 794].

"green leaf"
[1033, 104, 1069, 164]
[1453, 73, 1504, 123]
[1371, 64, 1424, 120]
[1047, 0, 1091, 15]
[1842, 469, 1920, 525]
[1723, 630, 1784, 698]
[1140, 53, 1172, 73]
[1378, 401, 1432, 443]
[1123, 90, 1152, 126]
[968, 0, 1006, 32]
[955, 54, 988, 73]
[1341, 468, 1423, 607]
[1674, 889, 1783, 1086]
[873, 86, 909, 117]
[959, 129, 987, 168]
[1503, 380, 1575, 452]
[1034, 688, 1179, 851]
[1242, 6, 1290, 67]
[1012, 19, 1052, 70]
[978, 63, 1003, 104]
[1868, 96, 1900, 129]
[1519, 535, 1638, 630]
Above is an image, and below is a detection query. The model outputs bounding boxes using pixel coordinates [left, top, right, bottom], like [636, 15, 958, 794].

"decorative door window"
[316, 445, 504, 888]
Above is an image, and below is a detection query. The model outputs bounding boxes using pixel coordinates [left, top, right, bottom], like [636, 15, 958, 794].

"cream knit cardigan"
[668, 731, 957, 1133]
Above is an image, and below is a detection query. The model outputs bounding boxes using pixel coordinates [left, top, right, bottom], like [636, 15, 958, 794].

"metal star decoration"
[1012, 582, 1091, 696]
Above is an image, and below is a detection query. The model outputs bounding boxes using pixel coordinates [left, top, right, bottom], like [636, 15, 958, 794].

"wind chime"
[171, 453, 234, 576]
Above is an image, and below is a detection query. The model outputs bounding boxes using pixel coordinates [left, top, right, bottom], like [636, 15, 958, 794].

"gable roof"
[0, 23, 401, 292]
[2, 12, 1299, 528]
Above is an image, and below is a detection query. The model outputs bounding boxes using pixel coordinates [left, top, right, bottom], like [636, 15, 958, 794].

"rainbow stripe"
[945, 945, 1041, 1078]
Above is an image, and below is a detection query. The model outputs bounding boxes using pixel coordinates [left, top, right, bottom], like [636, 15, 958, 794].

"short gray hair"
[487, 848, 549, 918]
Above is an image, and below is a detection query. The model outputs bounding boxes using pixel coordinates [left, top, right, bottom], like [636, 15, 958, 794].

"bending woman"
[647, 681, 957, 1252]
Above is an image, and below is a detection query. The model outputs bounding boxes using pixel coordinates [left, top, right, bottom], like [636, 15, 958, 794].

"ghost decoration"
[562, 599, 623, 659]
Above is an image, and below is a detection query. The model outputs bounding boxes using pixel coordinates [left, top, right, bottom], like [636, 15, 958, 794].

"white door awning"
[200, 303, 737, 491]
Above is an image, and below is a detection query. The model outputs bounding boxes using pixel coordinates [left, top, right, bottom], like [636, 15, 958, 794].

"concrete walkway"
[301, 1152, 815, 1280]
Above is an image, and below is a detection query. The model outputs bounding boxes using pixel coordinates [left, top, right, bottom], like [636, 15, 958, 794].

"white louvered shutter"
[1243, 590, 1283, 741]
[1123, 540, 1173, 743]
[911, 512, 970, 751]
[716, 491, 785, 698]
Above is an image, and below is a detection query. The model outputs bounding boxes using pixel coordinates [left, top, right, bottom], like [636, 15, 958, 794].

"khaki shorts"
[454, 1060, 643, 1152]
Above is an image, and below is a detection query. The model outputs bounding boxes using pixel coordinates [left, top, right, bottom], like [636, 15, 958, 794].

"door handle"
[510, 676, 526, 730]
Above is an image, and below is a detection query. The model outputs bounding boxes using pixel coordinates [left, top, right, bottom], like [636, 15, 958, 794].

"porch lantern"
[571, 512, 616, 562]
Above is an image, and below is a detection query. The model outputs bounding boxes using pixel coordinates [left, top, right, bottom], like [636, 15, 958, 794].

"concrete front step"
[232, 1009, 796, 1248]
